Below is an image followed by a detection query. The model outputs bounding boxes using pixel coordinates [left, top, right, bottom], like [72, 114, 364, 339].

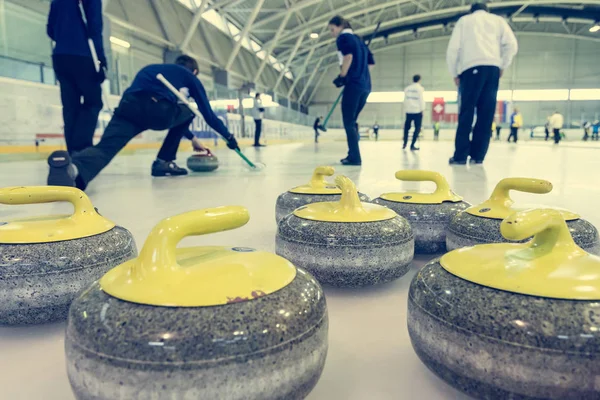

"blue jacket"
[336, 30, 375, 91]
[125, 64, 231, 140]
[47, 0, 106, 63]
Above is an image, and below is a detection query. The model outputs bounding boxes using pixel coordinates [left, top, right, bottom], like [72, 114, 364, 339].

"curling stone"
[446, 177, 600, 255]
[187, 149, 219, 172]
[0, 186, 137, 325]
[276, 176, 414, 287]
[373, 170, 470, 254]
[275, 166, 369, 223]
[408, 208, 600, 399]
[66, 206, 328, 400]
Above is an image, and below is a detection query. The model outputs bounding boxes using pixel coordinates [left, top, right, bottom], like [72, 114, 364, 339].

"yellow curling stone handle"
[101, 206, 297, 307]
[0, 186, 115, 243]
[379, 170, 462, 204]
[289, 166, 342, 194]
[293, 176, 396, 222]
[441, 208, 600, 300]
[466, 178, 579, 220]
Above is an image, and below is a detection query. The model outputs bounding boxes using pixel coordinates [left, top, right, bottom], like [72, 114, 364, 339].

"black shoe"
[151, 160, 188, 177]
[410, 146, 420, 151]
[47, 150, 77, 187]
[253, 143, 266, 147]
[402, 144, 407, 149]
[449, 157, 467, 165]
[341, 159, 361, 166]
[470, 158, 484, 164]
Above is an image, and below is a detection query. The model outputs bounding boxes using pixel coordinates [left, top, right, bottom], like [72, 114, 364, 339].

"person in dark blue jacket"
[47, 55, 239, 189]
[47, 0, 106, 155]
[329, 15, 375, 166]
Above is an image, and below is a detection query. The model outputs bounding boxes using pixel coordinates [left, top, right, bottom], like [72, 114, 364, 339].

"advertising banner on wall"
[432, 97, 445, 122]
[191, 111, 228, 146]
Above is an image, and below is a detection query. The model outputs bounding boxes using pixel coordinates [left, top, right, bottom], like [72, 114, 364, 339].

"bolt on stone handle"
[0, 186, 97, 218]
[335, 175, 364, 211]
[394, 170, 453, 196]
[501, 208, 578, 254]
[309, 166, 335, 188]
[135, 206, 250, 276]
[489, 178, 553, 207]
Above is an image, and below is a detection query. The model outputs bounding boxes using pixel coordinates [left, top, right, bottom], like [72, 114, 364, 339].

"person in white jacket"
[549, 110, 564, 144]
[403, 74, 425, 150]
[446, 2, 518, 164]
[253, 93, 266, 147]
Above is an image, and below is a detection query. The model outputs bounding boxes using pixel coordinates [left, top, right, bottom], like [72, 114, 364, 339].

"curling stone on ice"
[66, 206, 328, 400]
[0, 186, 136, 325]
[187, 148, 219, 172]
[276, 176, 414, 287]
[373, 170, 470, 254]
[446, 177, 600, 254]
[275, 166, 369, 223]
[408, 208, 600, 400]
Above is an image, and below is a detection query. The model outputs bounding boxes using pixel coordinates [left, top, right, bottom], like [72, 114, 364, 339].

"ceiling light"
[309, 32, 319, 39]
[590, 24, 600, 33]
[110, 36, 131, 48]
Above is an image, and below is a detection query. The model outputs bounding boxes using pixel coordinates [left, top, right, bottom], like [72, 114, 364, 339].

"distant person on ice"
[446, 2, 518, 165]
[47, 0, 106, 155]
[47, 55, 239, 189]
[313, 116, 324, 143]
[403, 74, 425, 151]
[507, 107, 523, 143]
[253, 93, 266, 147]
[328, 15, 375, 166]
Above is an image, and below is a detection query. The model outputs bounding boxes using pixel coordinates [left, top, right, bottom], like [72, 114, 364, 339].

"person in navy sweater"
[47, 55, 239, 189]
[47, 0, 106, 155]
[328, 15, 375, 166]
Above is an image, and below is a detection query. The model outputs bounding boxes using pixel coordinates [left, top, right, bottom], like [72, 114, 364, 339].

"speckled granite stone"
[66, 267, 328, 400]
[275, 192, 370, 224]
[408, 260, 600, 400]
[372, 199, 470, 254]
[276, 215, 414, 287]
[0, 226, 137, 325]
[187, 155, 219, 172]
[446, 212, 600, 254]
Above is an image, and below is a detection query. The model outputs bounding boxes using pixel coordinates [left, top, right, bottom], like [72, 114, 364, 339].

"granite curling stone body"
[373, 170, 470, 253]
[187, 149, 219, 172]
[66, 206, 328, 400]
[446, 177, 600, 254]
[408, 208, 600, 400]
[276, 176, 414, 287]
[0, 186, 136, 325]
[275, 166, 369, 223]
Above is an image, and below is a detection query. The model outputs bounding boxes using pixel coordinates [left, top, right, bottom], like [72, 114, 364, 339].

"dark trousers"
[545, 127, 550, 141]
[508, 127, 518, 142]
[53, 55, 103, 155]
[341, 85, 370, 162]
[254, 119, 262, 145]
[404, 112, 422, 147]
[453, 66, 500, 162]
[553, 128, 561, 144]
[314, 129, 320, 143]
[72, 92, 193, 187]
[373, 129, 379, 141]
[495, 126, 501, 140]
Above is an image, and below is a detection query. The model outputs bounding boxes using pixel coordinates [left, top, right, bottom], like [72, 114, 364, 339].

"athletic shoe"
[47, 150, 77, 187]
[253, 143, 266, 147]
[151, 160, 188, 177]
[410, 146, 420, 151]
[448, 157, 467, 165]
[341, 159, 362, 166]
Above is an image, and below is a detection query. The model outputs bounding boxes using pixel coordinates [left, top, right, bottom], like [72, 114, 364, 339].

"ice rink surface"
[1, 139, 599, 400]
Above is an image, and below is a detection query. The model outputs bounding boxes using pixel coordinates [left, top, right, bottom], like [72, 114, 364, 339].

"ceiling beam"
[298, 57, 323, 102]
[272, 34, 305, 92]
[254, 12, 292, 83]
[225, 0, 266, 70]
[287, 47, 315, 98]
[180, 0, 210, 51]
[251, 0, 322, 29]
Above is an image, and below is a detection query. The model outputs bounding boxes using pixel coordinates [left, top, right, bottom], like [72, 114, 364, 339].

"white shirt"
[253, 98, 264, 120]
[549, 113, 564, 129]
[446, 10, 518, 77]
[403, 82, 425, 114]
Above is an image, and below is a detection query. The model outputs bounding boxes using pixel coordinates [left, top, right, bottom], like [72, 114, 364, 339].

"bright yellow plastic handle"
[489, 178, 552, 206]
[501, 208, 575, 254]
[0, 186, 96, 218]
[134, 206, 250, 277]
[335, 175, 363, 211]
[309, 166, 335, 188]
[394, 170, 453, 196]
